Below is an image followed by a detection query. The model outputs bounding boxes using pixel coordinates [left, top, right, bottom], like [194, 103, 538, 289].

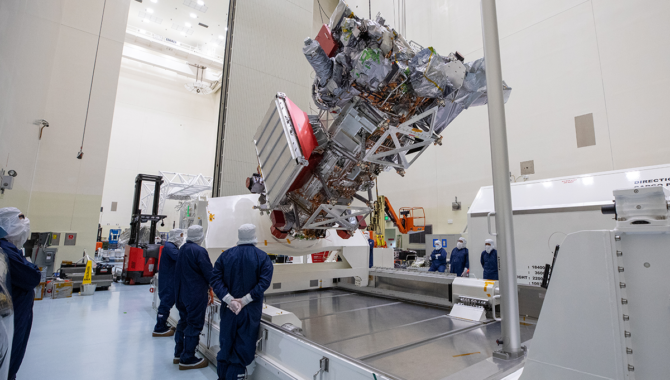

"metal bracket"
[256, 328, 269, 352]
[303, 204, 372, 230]
[493, 345, 527, 360]
[363, 107, 439, 170]
[313, 357, 329, 380]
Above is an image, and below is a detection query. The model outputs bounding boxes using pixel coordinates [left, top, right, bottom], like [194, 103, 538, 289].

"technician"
[152, 228, 183, 337]
[481, 239, 499, 280]
[428, 240, 448, 272]
[0, 207, 41, 380]
[174, 225, 214, 370]
[211, 224, 273, 380]
[449, 237, 470, 277]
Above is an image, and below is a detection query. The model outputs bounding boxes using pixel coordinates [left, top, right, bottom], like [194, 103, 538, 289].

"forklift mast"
[129, 174, 166, 246]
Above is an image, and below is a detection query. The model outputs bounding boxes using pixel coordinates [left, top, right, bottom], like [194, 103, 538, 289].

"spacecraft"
[247, 0, 511, 240]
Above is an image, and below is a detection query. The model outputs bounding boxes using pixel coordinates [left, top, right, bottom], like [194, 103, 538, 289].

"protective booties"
[178, 335, 208, 370]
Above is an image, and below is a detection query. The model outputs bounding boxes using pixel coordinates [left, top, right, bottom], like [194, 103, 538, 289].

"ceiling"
[127, 0, 230, 56]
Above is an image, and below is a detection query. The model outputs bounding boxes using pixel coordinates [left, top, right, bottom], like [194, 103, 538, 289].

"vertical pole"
[149, 178, 162, 244]
[212, 0, 237, 198]
[481, 0, 523, 359]
[129, 175, 142, 246]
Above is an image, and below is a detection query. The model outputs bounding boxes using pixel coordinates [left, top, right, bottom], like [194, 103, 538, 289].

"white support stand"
[520, 188, 670, 379]
[205, 194, 371, 293]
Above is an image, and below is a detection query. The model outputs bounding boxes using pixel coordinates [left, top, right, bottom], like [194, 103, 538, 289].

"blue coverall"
[449, 247, 470, 277]
[211, 244, 273, 380]
[481, 249, 499, 280]
[1, 239, 41, 380]
[154, 241, 179, 333]
[428, 248, 448, 272]
[174, 241, 213, 364]
[368, 239, 375, 268]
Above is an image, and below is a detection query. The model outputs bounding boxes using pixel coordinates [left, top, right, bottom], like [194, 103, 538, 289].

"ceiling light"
[150, 0, 157, 2]
[181, 32, 187, 36]
[146, 8, 154, 13]
[143, 18, 150, 23]
[139, 29, 146, 34]
[218, 35, 224, 39]
[185, 22, 191, 27]
[190, 13, 197, 18]
[224, 27, 228, 31]
[197, 0, 205, 5]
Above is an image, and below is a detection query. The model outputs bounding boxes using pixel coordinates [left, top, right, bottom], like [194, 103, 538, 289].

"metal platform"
[264, 289, 536, 380]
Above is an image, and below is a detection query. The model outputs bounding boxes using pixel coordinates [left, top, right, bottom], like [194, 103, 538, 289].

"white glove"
[229, 300, 242, 315]
[239, 294, 253, 307]
[222, 293, 234, 305]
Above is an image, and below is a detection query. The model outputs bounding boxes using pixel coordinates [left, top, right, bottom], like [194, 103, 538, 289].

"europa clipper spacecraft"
[246, 1, 511, 240]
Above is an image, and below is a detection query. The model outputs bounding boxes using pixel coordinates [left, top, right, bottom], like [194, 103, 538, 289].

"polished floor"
[20, 283, 217, 380]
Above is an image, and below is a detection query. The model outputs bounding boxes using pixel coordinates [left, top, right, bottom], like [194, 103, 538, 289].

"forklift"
[122, 174, 166, 285]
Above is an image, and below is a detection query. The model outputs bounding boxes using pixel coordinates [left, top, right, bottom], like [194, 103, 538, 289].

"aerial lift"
[368, 195, 426, 248]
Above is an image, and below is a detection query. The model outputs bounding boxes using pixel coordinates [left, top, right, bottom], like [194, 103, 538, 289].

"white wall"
[338, 0, 670, 239]
[0, 0, 130, 267]
[99, 56, 219, 234]
[217, 0, 314, 196]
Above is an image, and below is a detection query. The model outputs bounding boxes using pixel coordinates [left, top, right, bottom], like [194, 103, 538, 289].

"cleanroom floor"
[22, 284, 533, 380]
[21, 283, 217, 380]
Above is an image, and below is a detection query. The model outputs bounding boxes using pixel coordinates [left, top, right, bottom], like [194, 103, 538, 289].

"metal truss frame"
[303, 204, 372, 230]
[363, 106, 439, 169]
[140, 171, 213, 214]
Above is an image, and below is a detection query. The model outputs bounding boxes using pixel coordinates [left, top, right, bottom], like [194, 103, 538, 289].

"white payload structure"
[519, 187, 670, 379]
[205, 194, 383, 293]
[468, 163, 670, 284]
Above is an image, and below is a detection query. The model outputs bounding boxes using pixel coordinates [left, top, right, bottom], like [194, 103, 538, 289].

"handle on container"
[487, 212, 497, 236]
[492, 294, 501, 321]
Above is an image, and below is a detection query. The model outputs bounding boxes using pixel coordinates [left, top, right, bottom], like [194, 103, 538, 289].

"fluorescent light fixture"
[146, 8, 154, 13]
[197, 0, 205, 5]
[150, 0, 158, 3]
[143, 18, 150, 23]
[139, 29, 146, 34]
[218, 35, 224, 39]
[190, 13, 197, 18]
[582, 176, 594, 186]
[626, 171, 641, 181]
[185, 22, 191, 27]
